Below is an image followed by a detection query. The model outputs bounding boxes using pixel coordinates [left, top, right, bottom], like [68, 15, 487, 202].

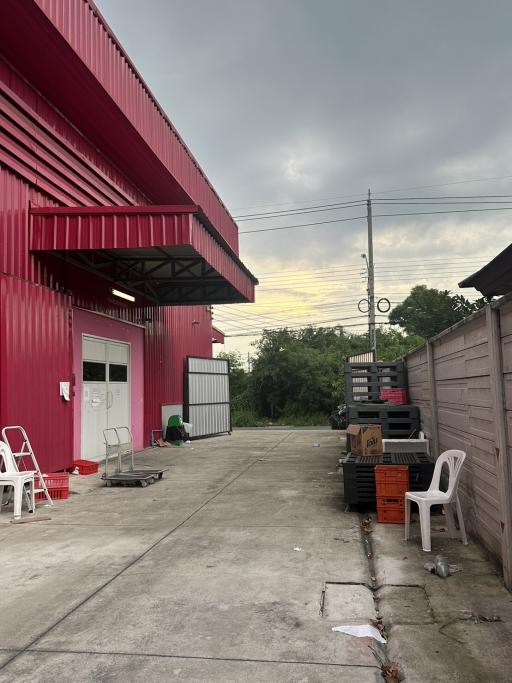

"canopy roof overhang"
[212, 326, 226, 344]
[459, 243, 512, 298]
[30, 206, 257, 305]
[0, 0, 240, 252]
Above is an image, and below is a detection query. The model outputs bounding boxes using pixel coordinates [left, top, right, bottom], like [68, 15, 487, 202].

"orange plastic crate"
[377, 506, 405, 524]
[377, 495, 406, 524]
[377, 495, 405, 509]
[375, 465, 409, 497]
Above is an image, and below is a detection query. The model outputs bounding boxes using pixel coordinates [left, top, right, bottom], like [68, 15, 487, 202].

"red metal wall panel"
[0, 275, 73, 472]
[212, 327, 226, 344]
[0, 2, 244, 459]
[2, 0, 240, 253]
[164, 306, 213, 405]
[0, 56, 147, 208]
[0, 56, 148, 289]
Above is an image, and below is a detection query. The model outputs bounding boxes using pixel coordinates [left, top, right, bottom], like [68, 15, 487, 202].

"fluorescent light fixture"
[111, 288, 135, 302]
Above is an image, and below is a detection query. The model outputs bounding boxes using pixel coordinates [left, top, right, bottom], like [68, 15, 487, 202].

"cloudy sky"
[98, 0, 512, 358]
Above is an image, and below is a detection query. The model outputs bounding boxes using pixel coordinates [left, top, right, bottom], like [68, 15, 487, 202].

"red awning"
[30, 206, 257, 305]
[212, 326, 225, 344]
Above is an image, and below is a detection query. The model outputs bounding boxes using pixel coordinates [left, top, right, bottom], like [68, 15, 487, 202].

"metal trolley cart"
[102, 427, 167, 488]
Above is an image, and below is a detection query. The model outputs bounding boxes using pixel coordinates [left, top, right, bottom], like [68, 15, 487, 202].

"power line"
[216, 281, 482, 316]
[234, 200, 367, 220]
[375, 194, 512, 201]
[374, 207, 512, 219]
[235, 195, 512, 222]
[257, 266, 485, 287]
[215, 303, 384, 327]
[373, 175, 512, 196]
[216, 288, 483, 323]
[239, 215, 366, 234]
[230, 174, 512, 213]
[256, 271, 479, 290]
[254, 255, 494, 277]
[217, 287, 484, 332]
[258, 261, 488, 281]
[217, 285, 481, 311]
[222, 314, 376, 333]
[224, 320, 387, 338]
[374, 200, 512, 205]
[239, 205, 512, 235]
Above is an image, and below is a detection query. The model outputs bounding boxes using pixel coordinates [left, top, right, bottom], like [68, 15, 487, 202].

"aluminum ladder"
[1, 426, 53, 506]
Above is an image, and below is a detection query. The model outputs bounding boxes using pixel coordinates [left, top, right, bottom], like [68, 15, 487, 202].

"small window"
[83, 361, 106, 382]
[109, 364, 128, 382]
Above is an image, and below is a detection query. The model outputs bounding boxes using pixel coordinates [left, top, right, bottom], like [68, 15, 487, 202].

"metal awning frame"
[30, 205, 257, 305]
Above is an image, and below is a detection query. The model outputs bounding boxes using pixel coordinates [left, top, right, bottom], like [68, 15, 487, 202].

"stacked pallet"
[347, 403, 420, 439]
[342, 452, 434, 505]
[342, 360, 432, 515]
[344, 361, 407, 403]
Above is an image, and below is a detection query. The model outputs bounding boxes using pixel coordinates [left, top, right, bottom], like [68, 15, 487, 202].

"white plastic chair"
[0, 440, 36, 520]
[404, 449, 468, 552]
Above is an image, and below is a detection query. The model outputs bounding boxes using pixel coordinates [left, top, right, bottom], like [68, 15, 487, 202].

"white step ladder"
[1, 426, 53, 506]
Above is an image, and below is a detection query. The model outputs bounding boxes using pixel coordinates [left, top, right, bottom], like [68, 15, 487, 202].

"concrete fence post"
[486, 304, 512, 589]
[426, 340, 440, 459]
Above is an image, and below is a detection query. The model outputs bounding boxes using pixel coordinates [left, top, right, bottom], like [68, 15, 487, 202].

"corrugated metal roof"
[459, 244, 512, 297]
[212, 326, 225, 344]
[0, 0, 242, 253]
[30, 206, 257, 304]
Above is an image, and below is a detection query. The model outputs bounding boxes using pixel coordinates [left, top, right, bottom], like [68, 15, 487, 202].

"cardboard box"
[346, 423, 383, 456]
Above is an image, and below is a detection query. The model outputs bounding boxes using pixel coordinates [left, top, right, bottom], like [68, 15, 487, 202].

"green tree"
[376, 328, 424, 361]
[452, 294, 488, 317]
[216, 351, 249, 401]
[228, 324, 434, 426]
[250, 326, 377, 419]
[388, 285, 485, 339]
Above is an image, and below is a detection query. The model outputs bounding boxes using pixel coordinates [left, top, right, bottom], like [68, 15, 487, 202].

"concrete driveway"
[0, 429, 381, 682]
[1, 429, 512, 682]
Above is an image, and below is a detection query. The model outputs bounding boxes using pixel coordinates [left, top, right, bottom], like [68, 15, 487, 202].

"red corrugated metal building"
[0, 0, 256, 471]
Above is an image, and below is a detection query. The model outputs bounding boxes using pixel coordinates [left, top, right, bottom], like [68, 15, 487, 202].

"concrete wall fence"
[404, 294, 512, 588]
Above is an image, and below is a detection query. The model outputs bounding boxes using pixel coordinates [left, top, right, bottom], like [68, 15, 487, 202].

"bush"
[231, 410, 328, 428]
[231, 409, 267, 428]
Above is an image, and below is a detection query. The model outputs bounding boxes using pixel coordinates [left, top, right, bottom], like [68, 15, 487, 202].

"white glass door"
[81, 337, 130, 459]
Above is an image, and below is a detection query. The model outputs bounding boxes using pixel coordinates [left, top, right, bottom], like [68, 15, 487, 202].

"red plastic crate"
[34, 473, 69, 501]
[72, 459, 99, 475]
[380, 388, 408, 405]
[377, 506, 405, 524]
[377, 495, 405, 509]
[377, 495, 406, 524]
[375, 465, 409, 497]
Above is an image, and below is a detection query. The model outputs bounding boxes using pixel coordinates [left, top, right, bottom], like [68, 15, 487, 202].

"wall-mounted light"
[192, 320, 200, 325]
[111, 288, 135, 302]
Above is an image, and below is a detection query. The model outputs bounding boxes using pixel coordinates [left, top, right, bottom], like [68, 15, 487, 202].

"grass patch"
[232, 410, 328, 428]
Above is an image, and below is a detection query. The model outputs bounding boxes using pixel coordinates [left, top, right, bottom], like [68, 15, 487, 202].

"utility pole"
[367, 189, 377, 358]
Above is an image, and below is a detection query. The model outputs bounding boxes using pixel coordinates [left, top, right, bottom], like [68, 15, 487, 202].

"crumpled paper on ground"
[332, 624, 386, 643]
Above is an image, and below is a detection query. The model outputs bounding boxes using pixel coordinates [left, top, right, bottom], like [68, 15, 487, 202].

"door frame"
[81, 333, 132, 458]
